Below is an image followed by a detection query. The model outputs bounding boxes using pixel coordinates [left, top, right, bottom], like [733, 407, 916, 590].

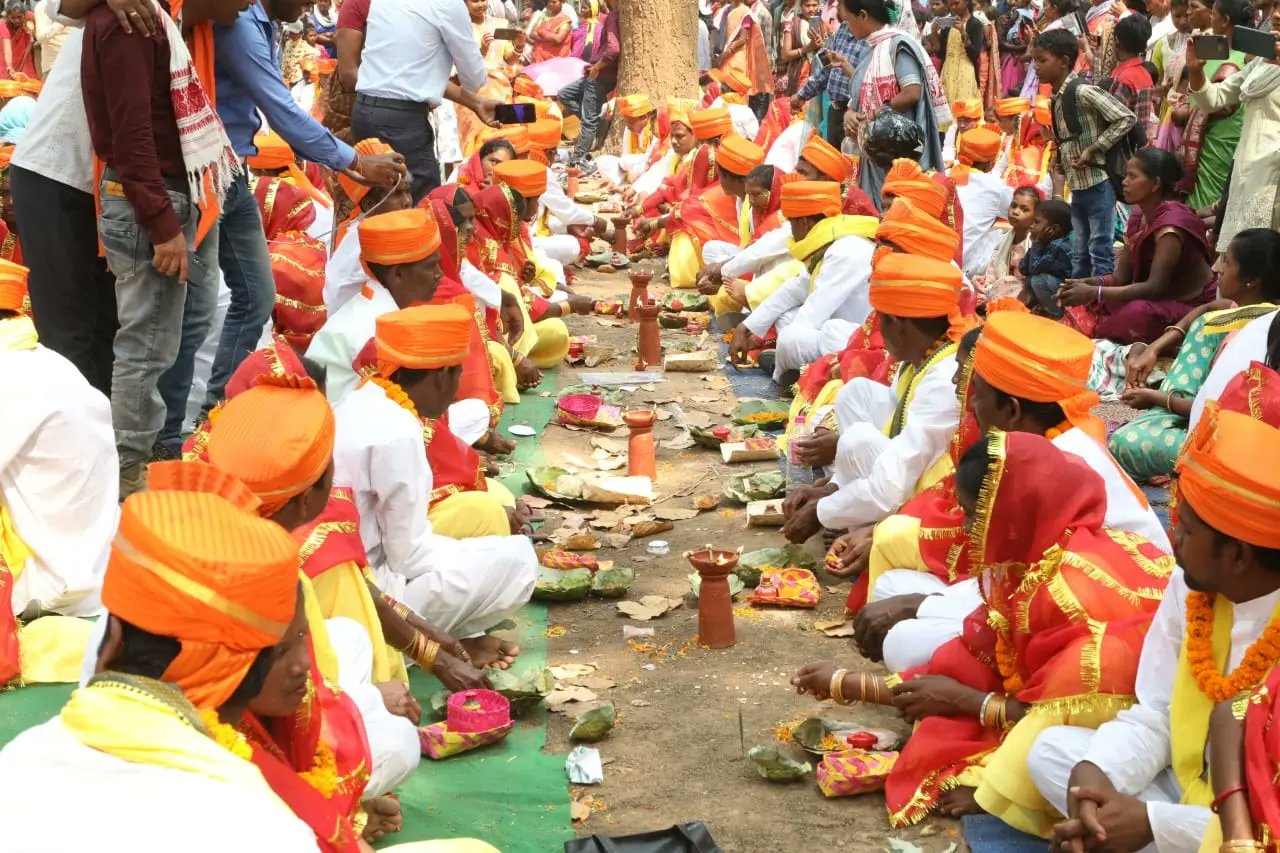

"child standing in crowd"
[978, 185, 1039, 306]
[1021, 197, 1073, 316]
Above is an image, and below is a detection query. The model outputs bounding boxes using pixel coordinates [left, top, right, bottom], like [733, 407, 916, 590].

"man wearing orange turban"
[332, 305, 536, 641]
[876, 198, 962, 263]
[782, 253, 967, 546]
[941, 98, 983, 169]
[948, 127, 1014, 277]
[730, 180, 879, 384]
[690, 107, 733, 143]
[1031, 404, 1280, 853]
[595, 94, 659, 186]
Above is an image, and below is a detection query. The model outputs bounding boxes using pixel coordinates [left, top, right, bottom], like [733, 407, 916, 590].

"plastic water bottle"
[786, 414, 816, 493]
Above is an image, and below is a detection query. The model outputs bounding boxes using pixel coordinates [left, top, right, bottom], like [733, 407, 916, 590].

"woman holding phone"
[1185, 0, 1280, 250]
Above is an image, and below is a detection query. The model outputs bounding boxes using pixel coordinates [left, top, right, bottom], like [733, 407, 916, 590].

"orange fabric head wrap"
[528, 117, 563, 151]
[868, 252, 963, 322]
[101, 485, 300, 710]
[207, 375, 336, 517]
[800, 134, 853, 183]
[711, 66, 752, 95]
[950, 98, 982, 120]
[0, 258, 29, 313]
[996, 97, 1030, 117]
[974, 311, 1103, 441]
[338, 138, 396, 208]
[950, 127, 1004, 185]
[1033, 96, 1052, 127]
[0, 81, 20, 99]
[500, 125, 532, 155]
[493, 159, 548, 199]
[618, 94, 654, 118]
[246, 131, 331, 208]
[667, 97, 697, 132]
[513, 76, 544, 98]
[716, 134, 765, 177]
[360, 208, 441, 269]
[780, 180, 842, 219]
[375, 303, 472, 376]
[882, 169, 948, 219]
[1178, 408, 1280, 549]
[690, 107, 733, 141]
[876, 199, 960, 262]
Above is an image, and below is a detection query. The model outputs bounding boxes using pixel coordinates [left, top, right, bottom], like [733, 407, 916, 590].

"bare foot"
[362, 794, 402, 842]
[937, 786, 985, 818]
[479, 430, 516, 456]
[459, 635, 521, 669]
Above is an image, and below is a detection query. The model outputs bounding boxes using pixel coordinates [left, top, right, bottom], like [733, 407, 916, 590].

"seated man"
[948, 127, 1014, 278]
[332, 304, 536, 639]
[0, 469, 318, 849]
[524, 116, 608, 281]
[1032, 406, 1280, 853]
[728, 181, 878, 383]
[0, 260, 117, 638]
[594, 93, 659, 187]
[633, 106, 732, 247]
[782, 253, 964, 544]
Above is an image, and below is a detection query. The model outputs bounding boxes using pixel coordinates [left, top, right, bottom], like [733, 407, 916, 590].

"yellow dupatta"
[308, 561, 409, 685]
[787, 215, 879, 288]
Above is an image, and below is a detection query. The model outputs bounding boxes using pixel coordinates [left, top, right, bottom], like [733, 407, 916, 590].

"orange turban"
[246, 131, 331, 208]
[500, 125, 531, 155]
[526, 149, 549, 167]
[1179, 408, 1280, 548]
[716, 134, 765, 177]
[951, 99, 982, 120]
[101, 486, 300, 710]
[513, 76, 544, 98]
[876, 199, 960, 262]
[996, 97, 1030, 117]
[207, 375, 336, 517]
[882, 165, 948, 219]
[339, 138, 396, 207]
[780, 180, 842, 219]
[493, 159, 548, 199]
[868, 252, 962, 320]
[667, 97, 697, 132]
[690, 107, 732, 141]
[360, 209, 441, 269]
[528, 117, 562, 151]
[618, 94, 654, 118]
[0, 258, 28, 313]
[974, 311, 1103, 442]
[950, 127, 1004, 185]
[711, 66, 751, 95]
[375, 304, 472, 376]
[1034, 96, 1052, 127]
[801, 134, 852, 183]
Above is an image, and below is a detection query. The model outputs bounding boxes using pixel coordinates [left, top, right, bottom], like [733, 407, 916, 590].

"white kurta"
[1189, 310, 1277, 432]
[308, 280, 399, 406]
[324, 224, 366, 315]
[632, 149, 676, 199]
[720, 223, 794, 280]
[1029, 568, 1280, 853]
[0, 715, 317, 852]
[0, 334, 118, 616]
[955, 170, 1014, 278]
[817, 353, 961, 531]
[764, 120, 809, 173]
[332, 383, 536, 638]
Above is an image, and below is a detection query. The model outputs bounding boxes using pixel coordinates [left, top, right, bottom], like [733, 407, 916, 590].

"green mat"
[0, 372, 573, 852]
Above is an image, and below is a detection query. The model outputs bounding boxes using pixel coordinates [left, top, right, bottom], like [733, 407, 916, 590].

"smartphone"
[492, 27, 522, 41]
[933, 13, 956, 28]
[495, 102, 537, 124]
[1231, 25, 1278, 58]
[1060, 12, 1083, 36]
[807, 14, 823, 31]
[1193, 33, 1230, 60]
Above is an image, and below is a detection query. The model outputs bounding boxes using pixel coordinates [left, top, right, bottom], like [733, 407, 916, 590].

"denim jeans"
[202, 173, 275, 412]
[99, 181, 205, 471]
[559, 75, 612, 158]
[352, 97, 438, 202]
[156, 221, 220, 450]
[1069, 180, 1116, 279]
[1027, 273, 1066, 318]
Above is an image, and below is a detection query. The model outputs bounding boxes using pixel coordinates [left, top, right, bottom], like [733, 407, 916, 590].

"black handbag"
[564, 822, 722, 853]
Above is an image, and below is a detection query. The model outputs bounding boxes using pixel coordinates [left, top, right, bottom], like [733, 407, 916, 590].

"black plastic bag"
[564, 821, 722, 853]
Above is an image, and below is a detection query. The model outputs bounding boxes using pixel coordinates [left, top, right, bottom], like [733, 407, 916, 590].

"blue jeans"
[559, 75, 612, 159]
[201, 173, 275, 413]
[1027, 273, 1066, 318]
[156, 221, 220, 450]
[1069, 181, 1116, 279]
[99, 180, 212, 471]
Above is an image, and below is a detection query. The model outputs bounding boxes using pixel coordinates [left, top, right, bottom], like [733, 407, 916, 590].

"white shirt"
[955, 170, 1014, 277]
[0, 716, 317, 852]
[1189, 310, 1277, 433]
[0, 329, 117, 616]
[1147, 13, 1175, 58]
[332, 382, 462, 599]
[1081, 568, 1280, 853]
[818, 353, 961, 530]
[323, 225, 366, 315]
[743, 234, 875, 338]
[10, 14, 92, 193]
[356, 0, 486, 104]
[539, 167, 595, 227]
[308, 279, 399, 406]
[722, 223, 793, 279]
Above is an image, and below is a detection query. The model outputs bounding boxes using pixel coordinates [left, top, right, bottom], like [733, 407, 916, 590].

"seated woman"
[792, 431, 1173, 835]
[1058, 149, 1217, 345]
[1109, 227, 1280, 482]
[452, 135, 520, 191]
[973, 186, 1037, 309]
[633, 106, 730, 255]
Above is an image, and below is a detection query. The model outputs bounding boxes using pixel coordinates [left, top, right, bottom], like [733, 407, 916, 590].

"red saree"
[641, 143, 719, 217]
[468, 184, 555, 322]
[884, 431, 1173, 826]
[253, 175, 318, 237]
[251, 176, 326, 352]
[1243, 662, 1280, 849]
[668, 185, 741, 251]
[529, 12, 572, 63]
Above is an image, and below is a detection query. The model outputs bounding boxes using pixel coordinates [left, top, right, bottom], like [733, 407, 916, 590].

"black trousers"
[351, 96, 440, 203]
[825, 101, 848, 150]
[11, 165, 118, 397]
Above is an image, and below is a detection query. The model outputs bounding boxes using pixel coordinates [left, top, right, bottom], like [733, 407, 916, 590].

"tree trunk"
[605, 0, 699, 150]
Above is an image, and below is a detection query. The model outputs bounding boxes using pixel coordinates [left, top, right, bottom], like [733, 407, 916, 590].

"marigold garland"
[1186, 591, 1280, 702]
[200, 710, 253, 761]
[368, 376, 420, 420]
[299, 740, 340, 797]
[994, 630, 1025, 694]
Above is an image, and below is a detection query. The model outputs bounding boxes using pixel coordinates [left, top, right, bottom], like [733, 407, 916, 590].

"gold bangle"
[391, 600, 412, 620]
[416, 639, 441, 672]
[829, 669, 848, 705]
[1219, 842, 1265, 852]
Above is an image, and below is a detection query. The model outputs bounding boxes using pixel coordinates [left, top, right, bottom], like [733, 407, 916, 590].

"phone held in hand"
[495, 102, 537, 124]
[1192, 33, 1230, 61]
[492, 27, 522, 41]
[1230, 25, 1278, 59]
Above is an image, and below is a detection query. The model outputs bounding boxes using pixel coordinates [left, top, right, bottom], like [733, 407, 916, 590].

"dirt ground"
[518, 266, 966, 852]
